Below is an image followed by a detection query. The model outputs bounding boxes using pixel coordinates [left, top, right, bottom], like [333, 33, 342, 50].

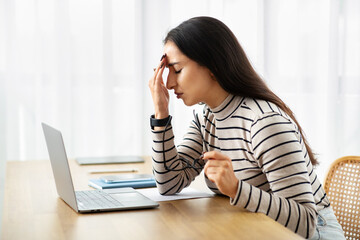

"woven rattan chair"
[324, 156, 360, 240]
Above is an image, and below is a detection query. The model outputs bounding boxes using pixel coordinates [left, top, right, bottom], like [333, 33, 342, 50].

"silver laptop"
[42, 123, 159, 213]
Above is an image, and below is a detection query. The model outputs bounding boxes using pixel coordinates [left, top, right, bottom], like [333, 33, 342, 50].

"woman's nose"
[166, 75, 176, 90]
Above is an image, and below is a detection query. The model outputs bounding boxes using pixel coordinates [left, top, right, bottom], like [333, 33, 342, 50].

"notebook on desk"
[88, 178, 157, 190]
[41, 123, 159, 213]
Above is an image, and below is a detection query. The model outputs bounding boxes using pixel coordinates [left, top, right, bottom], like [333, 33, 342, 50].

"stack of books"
[88, 174, 157, 190]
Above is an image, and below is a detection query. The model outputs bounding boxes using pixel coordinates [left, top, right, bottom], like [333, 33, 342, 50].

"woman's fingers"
[151, 54, 167, 86]
[154, 55, 167, 86]
[149, 54, 166, 90]
[203, 151, 231, 161]
[152, 56, 168, 100]
[203, 151, 239, 198]
[148, 54, 170, 119]
[203, 151, 231, 176]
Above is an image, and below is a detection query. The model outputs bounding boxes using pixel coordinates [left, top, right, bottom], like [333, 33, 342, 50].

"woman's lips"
[175, 92, 183, 99]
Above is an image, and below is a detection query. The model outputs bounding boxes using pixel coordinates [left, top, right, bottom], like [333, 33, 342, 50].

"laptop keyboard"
[76, 190, 123, 210]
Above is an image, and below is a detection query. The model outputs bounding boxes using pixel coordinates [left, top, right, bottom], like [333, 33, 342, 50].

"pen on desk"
[88, 168, 138, 174]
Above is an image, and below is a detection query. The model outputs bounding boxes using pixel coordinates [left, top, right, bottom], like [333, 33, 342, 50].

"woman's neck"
[205, 84, 229, 109]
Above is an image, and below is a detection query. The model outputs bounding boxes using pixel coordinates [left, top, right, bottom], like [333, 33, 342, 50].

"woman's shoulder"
[243, 98, 289, 119]
[244, 98, 299, 134]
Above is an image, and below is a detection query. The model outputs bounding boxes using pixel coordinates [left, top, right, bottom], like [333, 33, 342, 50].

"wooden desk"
[2, 158, 303, 240]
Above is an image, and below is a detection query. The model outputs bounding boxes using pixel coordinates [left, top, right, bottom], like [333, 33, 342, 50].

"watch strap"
[150, 115, 171, 130]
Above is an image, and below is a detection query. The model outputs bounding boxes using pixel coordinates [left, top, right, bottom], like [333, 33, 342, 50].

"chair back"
[324, 156, 360, 240]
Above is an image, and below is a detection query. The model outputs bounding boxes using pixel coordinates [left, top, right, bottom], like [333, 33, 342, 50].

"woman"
[148, 16, 344, 239]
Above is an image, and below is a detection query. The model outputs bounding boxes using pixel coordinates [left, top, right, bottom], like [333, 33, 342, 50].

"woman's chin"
[182, 98, 197, 107]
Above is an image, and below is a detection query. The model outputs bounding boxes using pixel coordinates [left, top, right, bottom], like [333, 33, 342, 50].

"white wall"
[0, 65, 6, 238]
[0, 0, 6, 234]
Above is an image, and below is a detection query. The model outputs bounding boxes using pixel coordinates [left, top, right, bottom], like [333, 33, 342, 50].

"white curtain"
[1, 0, 146, 160]
[0, 0, 359, 183]
[261, 0, 360, 181]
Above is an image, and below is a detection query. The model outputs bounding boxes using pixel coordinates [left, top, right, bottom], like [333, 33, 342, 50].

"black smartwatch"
[150, 114, 171, 130]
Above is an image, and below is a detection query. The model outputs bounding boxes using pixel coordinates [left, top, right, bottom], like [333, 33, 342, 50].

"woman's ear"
[209, 72, 216, 81]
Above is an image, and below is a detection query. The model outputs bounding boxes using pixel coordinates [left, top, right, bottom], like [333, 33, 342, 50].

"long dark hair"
[164, 16, 318, 166]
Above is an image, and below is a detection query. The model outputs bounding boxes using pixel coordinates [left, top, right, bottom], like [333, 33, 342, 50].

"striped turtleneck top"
[151, 94, 330, 239]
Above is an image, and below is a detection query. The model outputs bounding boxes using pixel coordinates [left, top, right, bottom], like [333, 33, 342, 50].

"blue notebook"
[89, 178, 156, 190]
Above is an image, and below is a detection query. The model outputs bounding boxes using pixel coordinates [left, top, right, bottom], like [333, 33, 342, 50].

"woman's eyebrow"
[167, 62, 180, 67]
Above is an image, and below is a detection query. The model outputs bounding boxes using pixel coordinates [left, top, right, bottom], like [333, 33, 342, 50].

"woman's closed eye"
[174, 69, 182, 74]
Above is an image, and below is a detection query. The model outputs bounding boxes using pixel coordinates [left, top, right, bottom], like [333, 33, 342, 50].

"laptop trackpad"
[110, 192, 152, 204]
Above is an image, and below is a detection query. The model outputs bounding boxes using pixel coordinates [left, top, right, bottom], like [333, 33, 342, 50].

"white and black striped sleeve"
[151, 118, 204, 195]
[230, 112, 317, 239]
